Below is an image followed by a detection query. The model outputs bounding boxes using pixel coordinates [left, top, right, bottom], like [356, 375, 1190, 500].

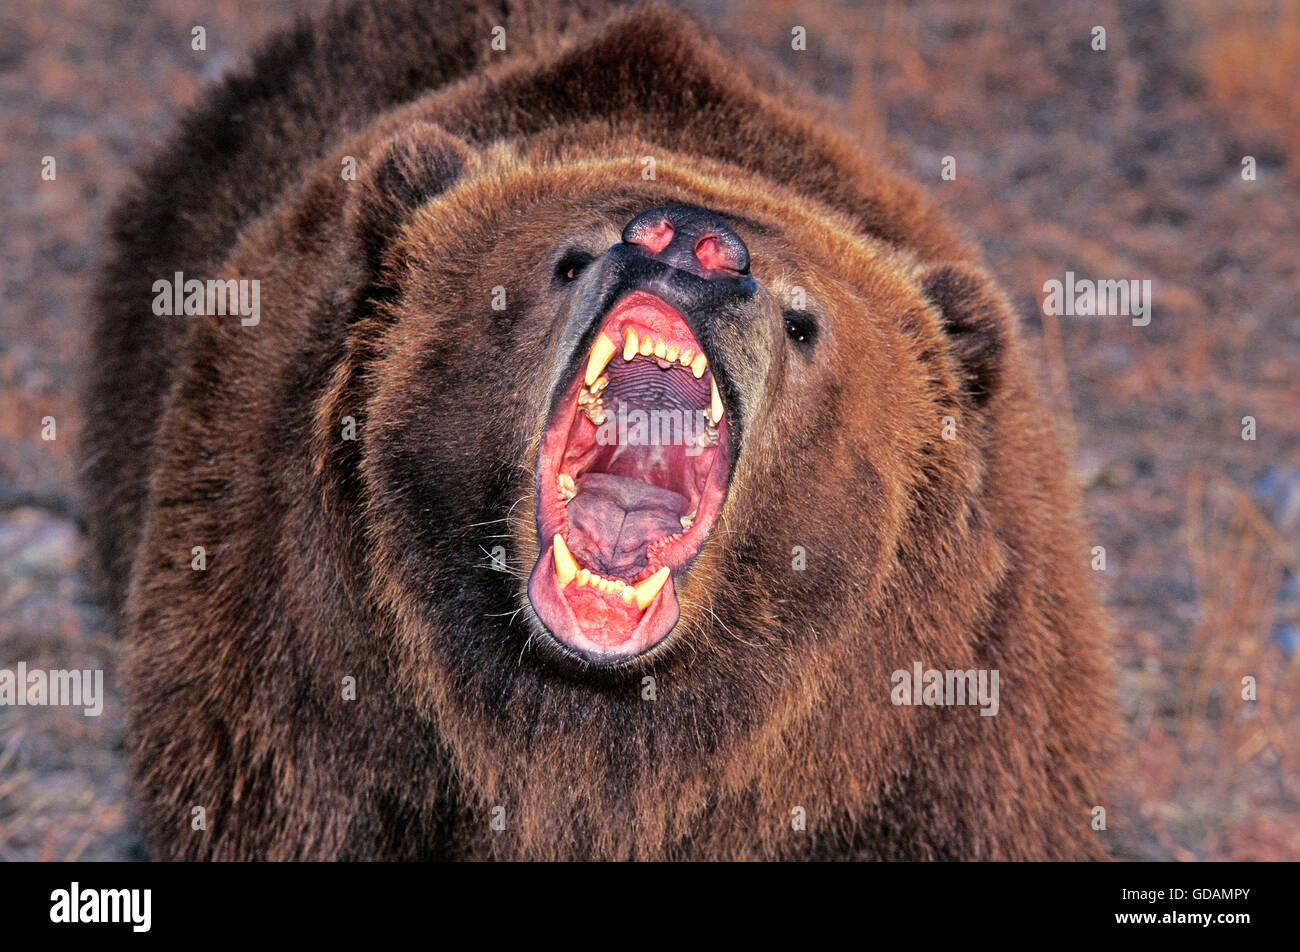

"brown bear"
[82, 0, 1115, 860]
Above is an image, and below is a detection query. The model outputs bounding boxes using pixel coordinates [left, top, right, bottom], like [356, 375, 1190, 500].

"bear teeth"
[550, 534, 670, 611]
[584, 334, 617, 386]
[619, 327, 708, 377]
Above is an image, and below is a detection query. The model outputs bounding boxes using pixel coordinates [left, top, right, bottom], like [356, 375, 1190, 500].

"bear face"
[355, 136, 969, 671]
[89, 0, 1113, 861]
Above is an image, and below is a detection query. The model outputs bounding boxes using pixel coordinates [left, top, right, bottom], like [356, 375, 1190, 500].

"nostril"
[623, 217, 674, 256]
[694, 234, 744, 273]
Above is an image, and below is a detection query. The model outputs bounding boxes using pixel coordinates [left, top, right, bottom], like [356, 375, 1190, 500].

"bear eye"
[553, 249, 594, 284]
[783, 310, 818, 349]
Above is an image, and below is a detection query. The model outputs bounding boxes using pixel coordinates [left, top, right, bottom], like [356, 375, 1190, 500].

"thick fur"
[82, 0, 1115, 860]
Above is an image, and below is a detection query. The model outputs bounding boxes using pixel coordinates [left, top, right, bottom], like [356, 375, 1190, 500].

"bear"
[81, 0, 1116, 860]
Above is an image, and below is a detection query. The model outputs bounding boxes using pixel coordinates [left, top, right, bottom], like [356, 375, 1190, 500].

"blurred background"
[1, 0, 1296, 860]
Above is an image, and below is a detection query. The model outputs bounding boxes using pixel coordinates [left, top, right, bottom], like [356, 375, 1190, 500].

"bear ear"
[349, 121, 478, 275]
[918, 264, 1010, 407]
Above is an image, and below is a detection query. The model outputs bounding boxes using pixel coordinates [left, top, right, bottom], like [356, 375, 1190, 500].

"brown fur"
[82, 0, 1115, 860]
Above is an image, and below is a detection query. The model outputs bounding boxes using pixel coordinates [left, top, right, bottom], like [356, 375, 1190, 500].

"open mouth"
[528, 290, 731, 662]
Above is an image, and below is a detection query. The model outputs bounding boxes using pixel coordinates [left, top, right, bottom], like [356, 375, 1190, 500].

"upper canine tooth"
[633, 566, 671, 610]
[623, 327, 638, 361]
[552, 534, 578, 588]
[709, 378, 723, 425]
[653, 340, 667, 359]
[690, 353, 707, 378]
[585, 334, 617, 386]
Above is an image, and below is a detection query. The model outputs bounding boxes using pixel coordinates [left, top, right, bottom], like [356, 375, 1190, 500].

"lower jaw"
[527, 552, 681, 663]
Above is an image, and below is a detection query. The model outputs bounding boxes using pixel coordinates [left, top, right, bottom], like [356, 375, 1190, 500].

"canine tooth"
[678, 348, 693, 366]
[653, 340, 667, 359]
[709, 378, 723, 424]
[623, 327, 638, 361]
[584, 334, 617, 386]
[558, 473, 576, 501]
[634, 567, 671, 610]
[577, 568, 591, 586]
[639, 338, 654, 357]
[690, 353, 707, 378]
[552, 534, 578, 588]
[666, 345, 679, 361]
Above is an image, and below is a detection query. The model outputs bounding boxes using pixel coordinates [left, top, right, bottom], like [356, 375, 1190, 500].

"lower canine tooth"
[584, 334, 617, 386]
[633, 566, 671, 610]
[552, 534, 578, 588]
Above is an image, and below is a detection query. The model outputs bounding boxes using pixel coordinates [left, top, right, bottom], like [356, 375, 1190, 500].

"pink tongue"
[565, 473, 687, 578]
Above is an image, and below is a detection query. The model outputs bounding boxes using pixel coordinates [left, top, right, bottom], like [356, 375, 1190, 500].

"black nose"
[621, 204, 750, 277]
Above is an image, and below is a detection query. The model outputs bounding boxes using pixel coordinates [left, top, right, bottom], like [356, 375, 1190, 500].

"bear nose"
[621, 204, 750, 276]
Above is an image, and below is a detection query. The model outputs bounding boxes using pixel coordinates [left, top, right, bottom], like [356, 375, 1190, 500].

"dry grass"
[1198, 0, 1300, 181]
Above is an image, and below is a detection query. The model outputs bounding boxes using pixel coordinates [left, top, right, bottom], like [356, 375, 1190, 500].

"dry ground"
[1, 0, 1297, 860]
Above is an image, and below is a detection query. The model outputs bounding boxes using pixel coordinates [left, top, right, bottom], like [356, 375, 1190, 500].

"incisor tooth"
[666, 345, 678, 361]
[710, 378, 723, 425]
[621, 586, 636, 604]
[653, 340, 667, 359]
[585, 334, 617, 386]
[639, 338, 654, 356]
[634, 566, 671, 610]
[623, 327, 638, 361]
[577, 568, 591, 586]
[690, 353, 707, 378]
[679, 348, 693, 367]
[552, 534, 577, 588]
